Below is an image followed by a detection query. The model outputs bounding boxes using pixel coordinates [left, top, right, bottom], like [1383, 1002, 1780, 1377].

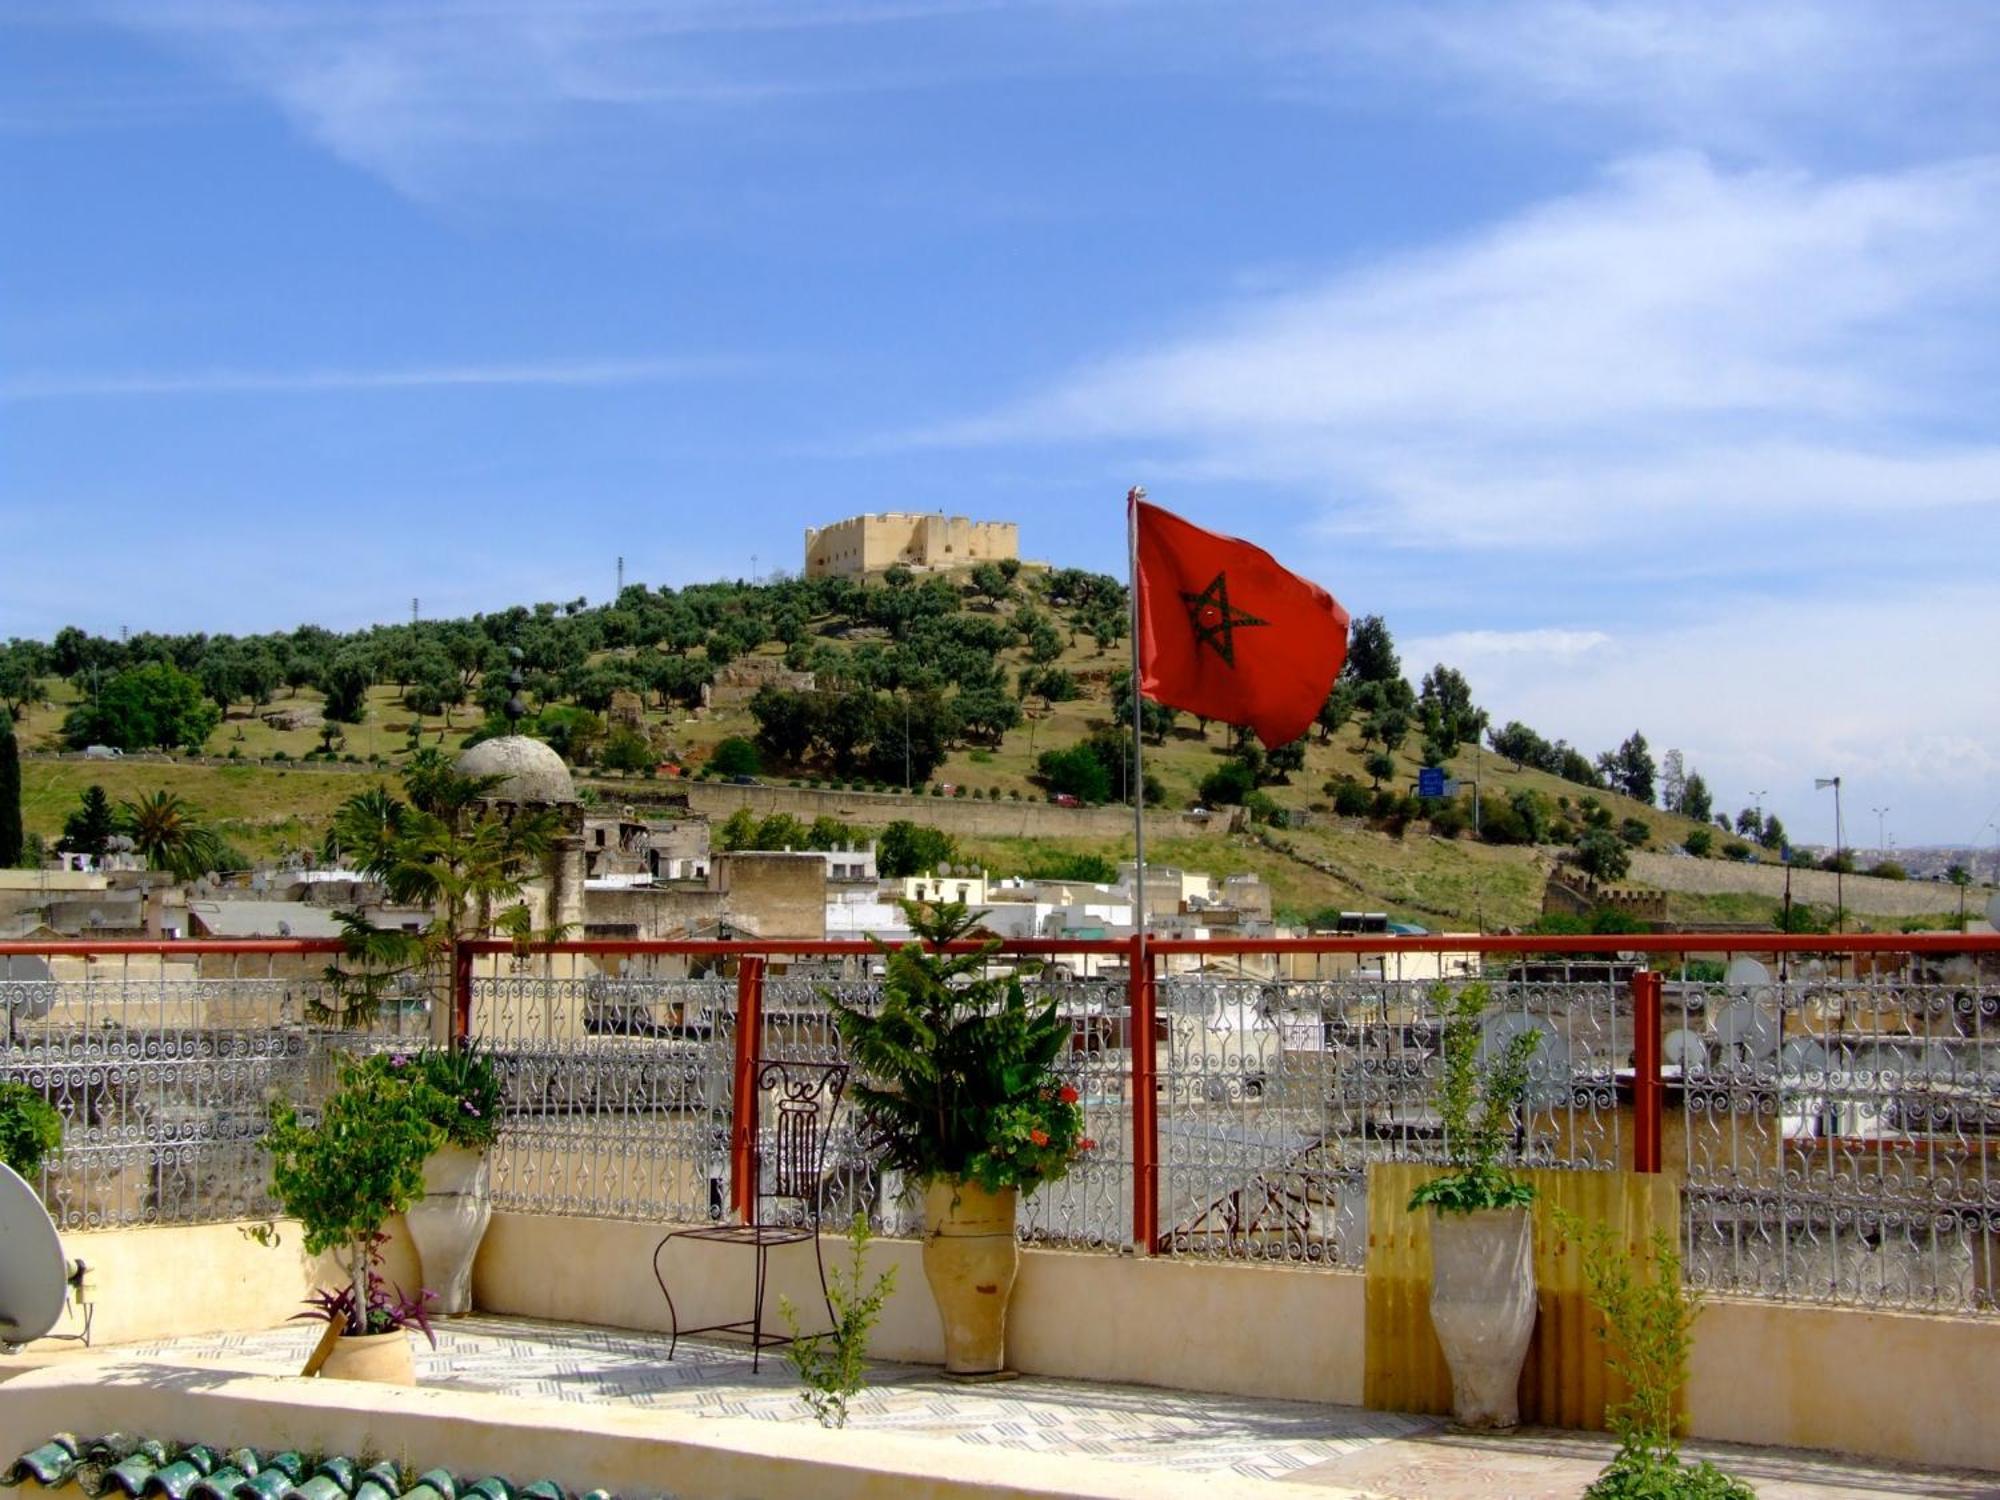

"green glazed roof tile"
[105, 1455, 159, 1496]
[81, 1439, 138, 1468]
[459, 1478, 511, 1500]
[289, 1474, 346, 1500]
[229, 1472, 288, 1500]
[310, 1458, 357, 1494]
[357, 1463, 401, 1497]
[188, 1466, 251, 1500]
[515, 1483, 564, 1500]
[221, 1455, 258, 1481]
[4, 1443, 78, 1488]
[413, 1470, 457, 1500]
[140, 1458, 206, 1500]
[258, 1455, 305, 1485]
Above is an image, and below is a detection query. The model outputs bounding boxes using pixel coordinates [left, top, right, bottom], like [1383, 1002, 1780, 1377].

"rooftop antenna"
[617, 556, 625, 595]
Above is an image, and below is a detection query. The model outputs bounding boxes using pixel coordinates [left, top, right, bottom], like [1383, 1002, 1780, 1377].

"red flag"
[1134, 496, 1349, 748]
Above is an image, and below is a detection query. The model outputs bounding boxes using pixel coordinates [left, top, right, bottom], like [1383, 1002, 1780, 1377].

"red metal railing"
[6, 931, 1997, 1264]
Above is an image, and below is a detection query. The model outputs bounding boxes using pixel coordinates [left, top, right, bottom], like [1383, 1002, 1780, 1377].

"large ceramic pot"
[921, 1178, 1020, 1377]
[1428, 1206, 1536, 1430]
[404, 1144, 491, 1316]
[319, 1329, 416, 1385]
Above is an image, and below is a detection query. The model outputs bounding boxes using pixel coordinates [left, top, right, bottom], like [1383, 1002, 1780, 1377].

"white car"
[83, 744, 124, 759]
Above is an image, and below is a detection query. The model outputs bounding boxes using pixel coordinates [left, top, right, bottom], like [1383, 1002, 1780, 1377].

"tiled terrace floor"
[114, 1317, 1997, 1499]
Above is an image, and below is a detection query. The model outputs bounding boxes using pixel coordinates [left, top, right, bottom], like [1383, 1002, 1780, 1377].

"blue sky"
[3, 1, 1997, 847]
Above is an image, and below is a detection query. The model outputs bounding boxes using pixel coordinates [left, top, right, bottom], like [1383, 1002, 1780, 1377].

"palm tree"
[118, 791, 225, 880]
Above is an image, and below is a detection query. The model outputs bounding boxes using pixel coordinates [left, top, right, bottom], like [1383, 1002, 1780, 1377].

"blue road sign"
[1417, 767, 1447, 799]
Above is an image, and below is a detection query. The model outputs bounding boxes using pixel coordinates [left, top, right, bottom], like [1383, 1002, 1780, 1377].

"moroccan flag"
[1134, 496, 1349, 748]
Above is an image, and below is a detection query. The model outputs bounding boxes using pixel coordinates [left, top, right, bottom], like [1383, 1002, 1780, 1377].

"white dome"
[454, 735, 579, 805]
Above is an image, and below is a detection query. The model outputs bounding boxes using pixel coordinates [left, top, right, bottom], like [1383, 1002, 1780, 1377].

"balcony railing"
[4, 932, 1996, 1314]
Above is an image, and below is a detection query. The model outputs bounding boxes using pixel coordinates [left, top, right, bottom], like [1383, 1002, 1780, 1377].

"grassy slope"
[15, 577, 1888, 929]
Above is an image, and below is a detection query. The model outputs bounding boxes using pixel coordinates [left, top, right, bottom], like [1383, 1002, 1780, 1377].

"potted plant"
[397, 1041, 503, 1316]
[263, 1052, 440, 1384]
[1407, 982, 1541, 1429]
[833, 901, 1090, 1377]
[0, 1081, 63, 1180]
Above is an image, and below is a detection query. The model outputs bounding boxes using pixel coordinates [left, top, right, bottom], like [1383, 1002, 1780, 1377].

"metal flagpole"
[1126, 487, 1148, 935]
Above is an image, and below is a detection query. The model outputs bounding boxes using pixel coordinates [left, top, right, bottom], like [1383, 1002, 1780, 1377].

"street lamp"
[1815, 777, 1844, 933]
[1870, 806, 1890, 858]
[1749, 789, 1767, 835]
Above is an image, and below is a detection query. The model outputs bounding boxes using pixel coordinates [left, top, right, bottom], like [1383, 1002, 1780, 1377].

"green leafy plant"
[1407, 983, 1539, 1215]
[779, 1212, 899, 1428]
[1553, 1210, 1756, 1499]
[363, 1042, 503, 1151]
[0, 1081, 63, 1178]
[833, 900, 1091, 1194]
[263, 1052, 439, 1335]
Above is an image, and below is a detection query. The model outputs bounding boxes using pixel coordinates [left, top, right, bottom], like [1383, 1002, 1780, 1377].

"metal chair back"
[752, 1058, 847, 1228]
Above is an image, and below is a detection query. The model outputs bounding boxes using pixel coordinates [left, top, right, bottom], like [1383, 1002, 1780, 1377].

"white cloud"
[928, 152, 2000, 549]
[0, 356, 745, 401]
[1407, 585, 2000, 845]
[1405, 629, 1612, 661]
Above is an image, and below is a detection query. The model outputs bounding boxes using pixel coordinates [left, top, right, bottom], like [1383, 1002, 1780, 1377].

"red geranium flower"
[1029, 1128, 1050, 1147]
[1058, 1085, 1079, 1105]
[1080, 1138, 1097, 1151]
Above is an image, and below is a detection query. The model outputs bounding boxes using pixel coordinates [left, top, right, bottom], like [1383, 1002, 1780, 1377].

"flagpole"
[1126, 487, 1147, 946]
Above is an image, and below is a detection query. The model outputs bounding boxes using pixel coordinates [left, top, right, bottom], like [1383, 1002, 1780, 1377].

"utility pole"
[412, 597, 420, 626]
[1816, 776, 1844, 932]
[616, 556, 624, 596]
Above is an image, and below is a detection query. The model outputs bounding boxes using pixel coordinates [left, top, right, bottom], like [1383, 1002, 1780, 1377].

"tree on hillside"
[1315, 681, 1356, 743]
[1489, 720, 1550, 771]
[1038, 744, 1112, 805]
[876, 820, 956, 879]
[1760, 814, 1787, 852]
[969, 562, 1013, 606]
[1342, 614, 1401, 686]
[1680, 771, 1713, 824]
[0, 641, 48, 722]
[319, 650, 373, 724]
[119, 791, 227, 879]
[1417, 665, 1485, 752]
[1660, 750, 1686, 813]
[59, 786, 116, 858]
[1596, 731, 1656, 805]
[1573, 827, 1631, 883]
[0, 724, 22, 867]
[62, 661, 220, 752]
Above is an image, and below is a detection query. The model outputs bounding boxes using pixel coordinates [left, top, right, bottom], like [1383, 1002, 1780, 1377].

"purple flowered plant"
[292, 1233, 438, 1345]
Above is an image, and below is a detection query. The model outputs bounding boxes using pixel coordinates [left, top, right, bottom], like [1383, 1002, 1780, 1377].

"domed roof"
[454, 735, 579, 806]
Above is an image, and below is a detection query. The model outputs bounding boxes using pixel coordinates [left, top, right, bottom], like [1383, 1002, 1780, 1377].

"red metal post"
[451, 941, 474, 1048]
[1631, 969, 1663, 1174]
[729, 956, 767, 1222]
[1128, 936, 1159, 1255]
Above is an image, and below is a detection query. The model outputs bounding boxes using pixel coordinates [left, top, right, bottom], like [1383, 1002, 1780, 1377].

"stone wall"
[803, 512, 1018, 579]
[665, 779, 1234, 842]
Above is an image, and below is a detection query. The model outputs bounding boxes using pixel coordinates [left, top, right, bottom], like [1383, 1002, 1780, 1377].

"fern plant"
[1407, 982, 1540, 1215]
[779, 1213, 899, 1428]
[831, 900, 1085, 1193]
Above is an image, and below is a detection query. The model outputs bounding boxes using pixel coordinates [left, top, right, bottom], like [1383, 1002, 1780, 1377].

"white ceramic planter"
[405, 1144, 491, 1316]
[1429, 1206, 1536, 1429]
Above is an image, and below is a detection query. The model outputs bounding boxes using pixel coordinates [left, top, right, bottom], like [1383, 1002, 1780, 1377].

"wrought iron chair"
[652, 1058, 847, 1371]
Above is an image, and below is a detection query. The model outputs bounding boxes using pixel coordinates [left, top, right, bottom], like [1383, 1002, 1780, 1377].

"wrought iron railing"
[3, 933, 1996, 1315]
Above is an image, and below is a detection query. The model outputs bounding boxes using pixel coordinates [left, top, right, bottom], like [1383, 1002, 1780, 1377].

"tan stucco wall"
[804, 514, 1018, 580]
[1688, 1297, 2000, 1472]
[474, 1212, 1368, 1406]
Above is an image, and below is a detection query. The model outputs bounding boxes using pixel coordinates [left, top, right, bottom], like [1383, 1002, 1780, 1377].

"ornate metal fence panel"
[471, 954, 736, 1225]
[1153, 963, 1629, 1268]
[1677, 967, 2000, 1314]
[0, 954, 399, 1231]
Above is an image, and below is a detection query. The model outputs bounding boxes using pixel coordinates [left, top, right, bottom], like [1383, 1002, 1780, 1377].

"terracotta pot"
[921, 1178, 1020, 1376]
[405, 1144, 490, 1316]
[319, 1329, 416, 1385]
[1429, 1206, 1536, 1429]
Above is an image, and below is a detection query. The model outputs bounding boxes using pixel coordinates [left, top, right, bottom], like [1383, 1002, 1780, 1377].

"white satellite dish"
[1713, 1000, 1779, 1061]
[1478, 1013, 1572, 1108]
[1725, 957, 1772, 992]
[1780, 1038, 1833, 1079]
[0, 1163, 67, 1348]
[1663, 1029, 1709, 1072]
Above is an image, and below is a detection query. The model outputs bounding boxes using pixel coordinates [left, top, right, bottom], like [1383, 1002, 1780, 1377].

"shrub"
[1722, 841, 1755, 862]
[1407, 984, 1538, 1215]
[0, 1082, 63, 1178]
[271, 749, 290, 762]
[711, 737, 761, 777]
[1428, 800, 1467, 839]
[1867, 860, 1907, 881]
[1243, 790, 1281, 824]
[1574, 828, 1632, 882]
[1618, 817, 1651, 848]
[1330, 779, 1371, 818]
[1198, 759, 1256, 806]
[780, 1213, 898, 1429]
[1682, 828, 1713, 858]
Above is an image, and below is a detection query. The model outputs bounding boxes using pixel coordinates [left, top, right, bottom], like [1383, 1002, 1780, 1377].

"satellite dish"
[1780, 1038, 1833, 1079]
[1725, 957, 1772, 992]
[1713, 1000, 1779, 1061]
[0, 1162, 67, 1348]
[2, 956, 56, 1022]
[1987, 891, 2000, 930]
[251, 873, 269, 894]
[1477, 1013, 1572, 1108]
[1663, 1029, 1709, 1072]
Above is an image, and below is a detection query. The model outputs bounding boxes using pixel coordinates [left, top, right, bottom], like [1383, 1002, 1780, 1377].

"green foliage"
[1407, 983, 1538, 1216]
[1865, 860, 1907, 881]
[120, 790, 230, 878]
[264, 1052, 439, 1331]
[1199, 758, 1256, 806]
[712, 736, 761, 777]
[0, 1081, 63, 1177]
[59, 784, 116, 857]
[876, 820, 957, 879]
[1618, 817, 1651, 848]
[63, 661, 220, 752]
[0, 726, 21, 867]
[1020, 850, 1119, 883]
[1722, 842, 1756, 863]
[1682, 828, 1713, 858]
[600, 728, 654, 774]
[832, 901, 1089, 1194]
[1554, 1212, 1755, 1498]
[398, 1040, 504, 1151]
[1574, 827, 1633, 882]
[1038, 743, 1113, 804]
[1773, 904, 1830, 935]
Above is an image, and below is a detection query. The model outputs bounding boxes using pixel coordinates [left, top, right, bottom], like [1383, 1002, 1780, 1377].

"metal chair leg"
[751, 1241, 768, 1373]
[653, 1235, 681, 1362]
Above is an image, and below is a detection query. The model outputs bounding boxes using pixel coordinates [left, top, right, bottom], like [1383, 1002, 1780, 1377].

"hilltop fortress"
[804, 511, 1018, 580]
